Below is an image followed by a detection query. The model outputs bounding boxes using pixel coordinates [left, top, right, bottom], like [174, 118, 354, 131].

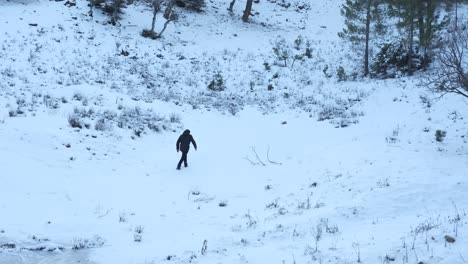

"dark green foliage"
[174, 0, 205, 11]
[384, 0, 449, 74]
[339, 0, 369, 43]
[68, 114, 83, 129]
[272, 36, 312, 68]
[294, 35, 304, 50]
[141, 29, 159, 39]
[89, 0, 127, 25]
[208, 72, 225, 91]
[305, 47, 312, 59]
[337, 66, 347, 82]
[371, 41, 430, 78]
[272, 37, 290, 67]
[339, 0, 384, 76]
[435, 130, 447, 142]
[323, 64, 332, 78]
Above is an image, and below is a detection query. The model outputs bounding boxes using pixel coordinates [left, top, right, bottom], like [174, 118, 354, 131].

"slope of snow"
[0, 0, 467, 264]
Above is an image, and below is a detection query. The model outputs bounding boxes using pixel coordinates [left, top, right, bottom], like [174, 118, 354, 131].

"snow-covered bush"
[72, 235, 105, 250]
[68, 113, 83, 129]
[272, 37, 291, 67]
[322, 64, 332, 78]
[317, 105, 346, 122]
[133, 225, 144, 242]
[175, 0, 206, 11]
[141, 29, 159, 40]
[207, 72, 225, 91]
[337, 66, 347, 82]
[371, 41, 430, 78]
[67, 105, 179, 136]
[435, 130, 447, 142]
[169, 113, 181, 123]
[95, 118, 111, 131]
[90, 0, 127, 25]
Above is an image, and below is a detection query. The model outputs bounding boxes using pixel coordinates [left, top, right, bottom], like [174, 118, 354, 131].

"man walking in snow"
[176, 129, 197, 170]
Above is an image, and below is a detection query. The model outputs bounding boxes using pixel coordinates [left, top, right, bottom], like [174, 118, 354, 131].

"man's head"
[183, 129, 191, 135]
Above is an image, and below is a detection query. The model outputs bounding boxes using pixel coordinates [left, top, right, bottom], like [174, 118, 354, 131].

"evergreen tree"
[339, 0, 384, 76]
[385, 0, 448, 73]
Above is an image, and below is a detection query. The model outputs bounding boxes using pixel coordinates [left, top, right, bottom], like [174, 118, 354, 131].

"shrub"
[317, 105, 341, 121]
[141, 29, 159, 40]
[371, 41, 430, 78]
[118, 212, 127, 223]
[435, 130, 447, 142]
[175, 0, 206, 11]
[323, 64, 332, 78]
[134, 225, 144, 234]
[294, 35, 304, 50]
[337, 66, 347, 82]
[72, 235, 105, 250]
[169, 113, 181, 123]
[95, 118, 109, 131]
[305, 40, 312, 59]
[68, 114, 83, 129]
[43, 95, 59, 109]
[134, 233, 142, 242]
[272, 36, 311, 67]
[272, 37, 290, 67]
[72, 92, 84, 101]
[207, 72, 225, 91]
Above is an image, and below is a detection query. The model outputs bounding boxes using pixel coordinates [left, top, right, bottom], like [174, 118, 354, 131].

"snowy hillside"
[0, 0, 467, 264]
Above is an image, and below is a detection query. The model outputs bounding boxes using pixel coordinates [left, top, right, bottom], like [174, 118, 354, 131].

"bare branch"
[266, 145, 282, 165]
[98, 208, 113, 218]
[461, 253, 467, 263]
[429, 22, 468, 99]
[243, 156, 259, 166]
[251, 146, 266, 166]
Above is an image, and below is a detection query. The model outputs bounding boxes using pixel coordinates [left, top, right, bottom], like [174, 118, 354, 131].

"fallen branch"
[243, 156, 259, 166]
[244, 146, 282, 166]
[251, 146, 266, 166]
[267, 145, 282, 165]
[98, 208, 113, 218]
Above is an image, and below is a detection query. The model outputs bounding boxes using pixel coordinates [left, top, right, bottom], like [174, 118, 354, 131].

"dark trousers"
[177, 150, 188, 168]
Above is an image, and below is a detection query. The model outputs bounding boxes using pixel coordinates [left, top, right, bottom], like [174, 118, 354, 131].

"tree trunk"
[423, 0, 436, 70]
[455, 0, 458, 31]
[364, 0, 371, 76]
[151, 8, 157, 33]
[417, 3, 425, 48]
[158, 19, 172, 38]
[242, 0, 253, 22]
[88, 0, 94, 17]
[228, 0, 236, 14]
[408, 9, 414, 76]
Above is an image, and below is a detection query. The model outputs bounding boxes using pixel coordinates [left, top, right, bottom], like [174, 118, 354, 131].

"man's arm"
[176, 136, 181, 152]
[191, 136, 197, 150]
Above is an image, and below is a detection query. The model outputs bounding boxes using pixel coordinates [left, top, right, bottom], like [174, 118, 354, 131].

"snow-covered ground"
[0, 0, 467, 263]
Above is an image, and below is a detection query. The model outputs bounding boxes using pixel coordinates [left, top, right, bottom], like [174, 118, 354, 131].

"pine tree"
[385, 0, 449, 73]
[339, 0, 384, 76]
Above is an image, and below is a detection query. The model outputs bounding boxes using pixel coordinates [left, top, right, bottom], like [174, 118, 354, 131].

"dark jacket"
[177, 129, 197, 152]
